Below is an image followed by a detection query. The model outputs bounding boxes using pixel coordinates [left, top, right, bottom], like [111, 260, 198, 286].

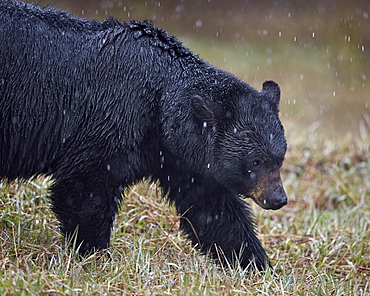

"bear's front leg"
[167, 177, 270, 271]
[49, 172, 122, 254]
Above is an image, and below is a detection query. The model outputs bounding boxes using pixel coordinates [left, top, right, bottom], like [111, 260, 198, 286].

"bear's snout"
[269, 185, 288, 210]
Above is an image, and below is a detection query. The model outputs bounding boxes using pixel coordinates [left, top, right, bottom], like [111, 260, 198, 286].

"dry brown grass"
[0, 127, 369, 295]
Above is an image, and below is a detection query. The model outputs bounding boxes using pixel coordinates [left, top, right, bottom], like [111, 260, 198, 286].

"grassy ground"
[0, 126, 369, 295]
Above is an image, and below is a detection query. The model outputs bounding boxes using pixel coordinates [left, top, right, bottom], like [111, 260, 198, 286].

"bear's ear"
[261, 80, 281, 106]
[191, 95, 224, 123]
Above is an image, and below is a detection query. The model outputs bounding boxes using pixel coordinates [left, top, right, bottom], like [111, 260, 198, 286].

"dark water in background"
[38, 0, 370, 139]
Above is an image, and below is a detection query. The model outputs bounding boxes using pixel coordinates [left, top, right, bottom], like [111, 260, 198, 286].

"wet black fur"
[0, 0, 287, 271]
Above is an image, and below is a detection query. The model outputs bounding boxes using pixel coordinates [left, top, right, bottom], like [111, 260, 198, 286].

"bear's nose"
[271, 186, 287, 210]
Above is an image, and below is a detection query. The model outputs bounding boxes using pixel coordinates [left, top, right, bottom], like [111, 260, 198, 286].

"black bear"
[0, 0, 287, 271]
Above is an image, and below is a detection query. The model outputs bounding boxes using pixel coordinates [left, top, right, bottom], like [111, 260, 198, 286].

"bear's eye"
[252, 160, 260, 167]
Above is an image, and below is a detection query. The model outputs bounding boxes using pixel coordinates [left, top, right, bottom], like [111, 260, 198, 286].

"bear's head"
[191, 80, 287, 210]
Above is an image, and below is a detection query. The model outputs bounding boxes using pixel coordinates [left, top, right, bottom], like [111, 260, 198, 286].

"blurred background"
[39, 0, 370, 139]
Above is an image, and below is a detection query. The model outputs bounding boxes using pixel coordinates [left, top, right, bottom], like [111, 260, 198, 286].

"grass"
[0, 126, 369, 295]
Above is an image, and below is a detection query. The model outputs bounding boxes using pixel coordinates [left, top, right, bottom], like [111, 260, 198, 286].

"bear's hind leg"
[49, 173, 122, 254]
